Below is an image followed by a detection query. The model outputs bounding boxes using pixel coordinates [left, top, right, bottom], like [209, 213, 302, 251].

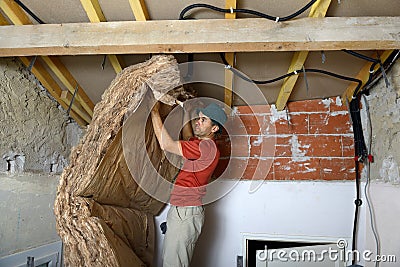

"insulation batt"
[54, 55, 191, 267]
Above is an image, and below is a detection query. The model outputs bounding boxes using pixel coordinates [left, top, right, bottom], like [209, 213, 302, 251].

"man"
[150, 100, 227, 267]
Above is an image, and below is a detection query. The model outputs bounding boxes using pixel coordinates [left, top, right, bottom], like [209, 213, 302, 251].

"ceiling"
[1, 0, 399, 119]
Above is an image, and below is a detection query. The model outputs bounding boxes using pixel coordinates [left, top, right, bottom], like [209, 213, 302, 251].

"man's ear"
[211, 125, 219, 133]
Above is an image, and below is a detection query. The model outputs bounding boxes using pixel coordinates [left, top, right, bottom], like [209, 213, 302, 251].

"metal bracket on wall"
[67, 83, 79, 116]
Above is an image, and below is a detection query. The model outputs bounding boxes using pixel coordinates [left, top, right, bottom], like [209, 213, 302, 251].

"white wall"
[0, 173, 60, 257]
[155, 180, 360, 267]
[360, 182, 400, 267]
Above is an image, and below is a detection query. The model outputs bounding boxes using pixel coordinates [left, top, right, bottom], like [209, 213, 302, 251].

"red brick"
[226, 115, 265, 135]
[273, 158, 320, 180]
[263, 117, 277, 135]
[341, 136, 355, 157]
[296, 135, 341, 157]
[234, 105, 271, 115]
[216, 137, 231, 158]
[249, 136, 292, 157]
[287, 99, 329, 113]
[329, 97, 349, 112]
[230, 136, 250, 157]
[309, 113, 352, 134]
[274, 114, 309, 135]
[243, 158, 274, 180]
[319, 158, 356, 180]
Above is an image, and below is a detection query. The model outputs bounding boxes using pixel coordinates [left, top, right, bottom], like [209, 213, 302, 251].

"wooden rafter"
[40, 56, 94, 116]
[223, 0, 236, 108]
[0, 8, 87, 126]
[128, 0, 149, 21]
[79, 0, 125, 73]
[275, 0, 332, 111]
[0, 17, 398, 56]
[0, 10, 8, 24]
[0, 0, 94, 121]
[342, 50, 394, 103]
[19, 57, 88, 126]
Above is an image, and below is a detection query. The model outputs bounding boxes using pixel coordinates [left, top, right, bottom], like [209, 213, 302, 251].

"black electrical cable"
[220, 53, 363, 92]
[179, 1, 317, 21]
[342, 49, 380, 64]
[349, 52, 398, 267]
[13, 0, 45, 24]
[349, 93, 368, 266]
[183, 54, 195, 82]
[363, 50, 400, 93]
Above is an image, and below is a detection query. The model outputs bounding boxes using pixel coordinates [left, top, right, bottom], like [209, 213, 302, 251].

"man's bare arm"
[181, 105, 194, 141]
[150, 101, 182, 156]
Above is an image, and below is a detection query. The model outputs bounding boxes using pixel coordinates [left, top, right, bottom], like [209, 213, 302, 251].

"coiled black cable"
[179, 1, 317, 21]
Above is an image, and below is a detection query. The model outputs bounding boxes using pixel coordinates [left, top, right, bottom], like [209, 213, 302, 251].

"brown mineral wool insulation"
[54, 55, 190, 267]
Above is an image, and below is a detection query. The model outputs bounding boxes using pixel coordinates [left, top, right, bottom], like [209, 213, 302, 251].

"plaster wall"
[0, 57, 82, 173]
[0, 58, 83, 257]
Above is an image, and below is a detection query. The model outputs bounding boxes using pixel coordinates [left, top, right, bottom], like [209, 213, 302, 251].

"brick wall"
[215, 96, 356, 181]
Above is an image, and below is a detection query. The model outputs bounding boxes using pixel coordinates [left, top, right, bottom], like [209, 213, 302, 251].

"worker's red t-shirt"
[169, 137, 220, 206]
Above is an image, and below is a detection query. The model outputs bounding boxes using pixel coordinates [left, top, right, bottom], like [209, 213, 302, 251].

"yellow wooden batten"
[128, 0, 149, 21]
[79, 0, 125, 73]
[224, 0, 237, 108]
[342, 50, 394, 103]
[275, 0, 332, 111]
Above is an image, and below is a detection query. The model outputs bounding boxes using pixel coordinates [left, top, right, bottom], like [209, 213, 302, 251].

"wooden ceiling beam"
[342, 50, 394, 103]
[79, 0, 125, 73]
[224, 0, 236, 108]
[275, 0, 331, 111]
[128, 0, 149, 21]
[0, 0, 93, 122]
[0, 17, 398, 56]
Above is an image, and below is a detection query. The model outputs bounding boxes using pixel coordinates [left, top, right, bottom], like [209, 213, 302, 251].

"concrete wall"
[0, 58, 82, 257]
[0, 57, 82, 173]
[0, 173, 60, 257]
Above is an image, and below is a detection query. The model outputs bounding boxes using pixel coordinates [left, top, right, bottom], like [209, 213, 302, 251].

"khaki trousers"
[162, 205, 205, 267]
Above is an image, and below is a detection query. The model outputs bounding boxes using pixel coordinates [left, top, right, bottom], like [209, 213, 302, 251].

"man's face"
[193, 111, 218, 139]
